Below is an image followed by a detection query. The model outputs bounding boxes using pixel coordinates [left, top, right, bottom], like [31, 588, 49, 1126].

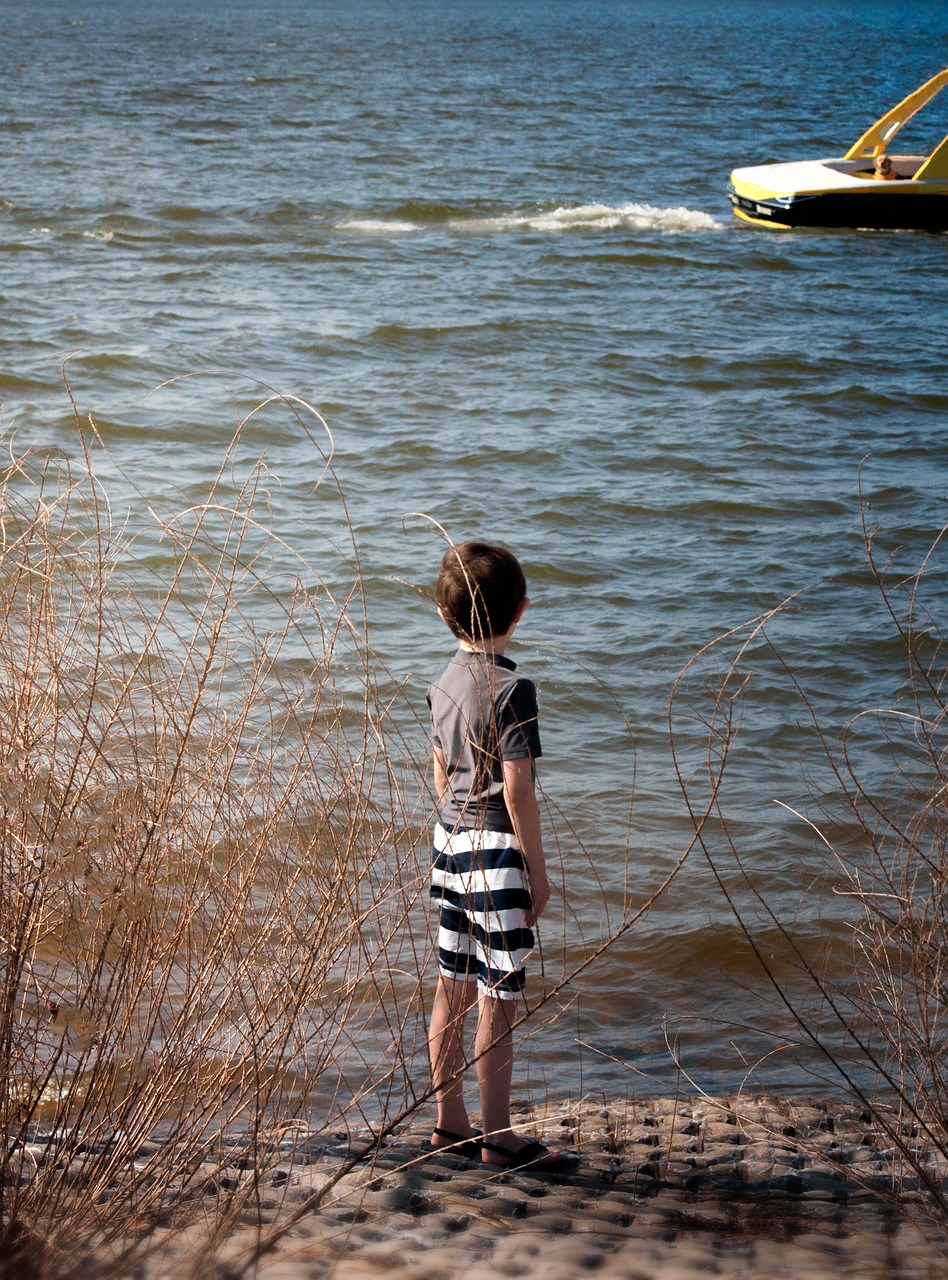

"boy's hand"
[525, 870, 550, 927]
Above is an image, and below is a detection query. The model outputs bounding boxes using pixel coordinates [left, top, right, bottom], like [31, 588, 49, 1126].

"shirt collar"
[454, 648, 517, 671]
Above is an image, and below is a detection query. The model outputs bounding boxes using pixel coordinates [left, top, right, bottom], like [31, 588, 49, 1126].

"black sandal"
[428, 1126, 482, 1159]
[481, 1139, 569, 1171]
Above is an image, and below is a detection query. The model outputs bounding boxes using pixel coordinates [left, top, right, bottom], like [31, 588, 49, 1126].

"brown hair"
[435, 541, 527, 642]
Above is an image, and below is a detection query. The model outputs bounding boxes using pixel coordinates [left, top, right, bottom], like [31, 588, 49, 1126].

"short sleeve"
[496, 679, 542, 760]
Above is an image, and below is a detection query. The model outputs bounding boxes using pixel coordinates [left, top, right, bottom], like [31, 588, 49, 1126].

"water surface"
[1, 0, 946, 1098]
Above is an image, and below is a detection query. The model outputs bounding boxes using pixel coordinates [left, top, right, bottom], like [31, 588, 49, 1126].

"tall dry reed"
[0, 383, 431, 1277]
[669, 506, 948, 1222]
[0, 383, 667, 1279]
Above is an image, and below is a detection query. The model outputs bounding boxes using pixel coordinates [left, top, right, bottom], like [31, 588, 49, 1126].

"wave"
[0, 372, 51, 393]
[21, 225, 116, 244]
[337, 201, 722, 236]
[339, 218, 422, 235]
[464, 202, 722, 233]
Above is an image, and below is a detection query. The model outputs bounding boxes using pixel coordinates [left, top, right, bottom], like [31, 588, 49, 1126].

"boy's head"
[436, 541, 527, 643]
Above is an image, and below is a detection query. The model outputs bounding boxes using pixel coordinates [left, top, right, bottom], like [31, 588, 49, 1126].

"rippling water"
[2, 0, 947, 1097]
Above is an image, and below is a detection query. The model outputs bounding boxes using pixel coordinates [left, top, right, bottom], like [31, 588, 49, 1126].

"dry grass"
[0, 385, 663, 1279]
[668, 504, 948, 1222]
[0, 389, 430, 1277]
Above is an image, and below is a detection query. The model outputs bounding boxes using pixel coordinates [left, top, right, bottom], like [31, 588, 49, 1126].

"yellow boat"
[728, 68, 948, 230]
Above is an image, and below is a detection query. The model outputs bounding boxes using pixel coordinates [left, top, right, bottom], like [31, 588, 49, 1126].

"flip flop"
[481, 1139, 569, 1172]
[428, 1126, 482, 1159]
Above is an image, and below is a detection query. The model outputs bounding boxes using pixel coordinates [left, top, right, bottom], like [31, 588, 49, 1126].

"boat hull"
[728, 182, 948, 231]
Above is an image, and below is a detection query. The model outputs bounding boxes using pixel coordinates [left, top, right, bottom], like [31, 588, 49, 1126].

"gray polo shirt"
[427, 649, 542, 834]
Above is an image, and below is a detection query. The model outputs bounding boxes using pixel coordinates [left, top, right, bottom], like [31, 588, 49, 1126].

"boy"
[426, 541, 561, 1171]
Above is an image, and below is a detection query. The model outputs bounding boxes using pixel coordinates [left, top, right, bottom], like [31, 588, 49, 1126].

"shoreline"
[113, 1093, 947, 1278]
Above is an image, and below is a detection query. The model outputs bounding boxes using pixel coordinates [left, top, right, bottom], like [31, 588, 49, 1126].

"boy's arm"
[433, 746, 449, 807]
[502, 756, 550, 927]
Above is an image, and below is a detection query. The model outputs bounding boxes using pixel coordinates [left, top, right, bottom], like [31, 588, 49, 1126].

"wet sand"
[145, 1095, 947, 1279]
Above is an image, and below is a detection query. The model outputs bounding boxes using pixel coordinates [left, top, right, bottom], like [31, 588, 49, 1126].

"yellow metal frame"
[915, 134, 948, 182]
[844, 67, 948, 179]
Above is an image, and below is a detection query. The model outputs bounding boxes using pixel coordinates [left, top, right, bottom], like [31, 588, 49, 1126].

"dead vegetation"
[669, 505, 948, 1227]
[0, 386, 657, 1279]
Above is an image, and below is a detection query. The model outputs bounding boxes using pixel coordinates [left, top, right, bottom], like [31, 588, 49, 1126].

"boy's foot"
[428, 1126, 482, 1159]
[481, 1137, 570, 1172]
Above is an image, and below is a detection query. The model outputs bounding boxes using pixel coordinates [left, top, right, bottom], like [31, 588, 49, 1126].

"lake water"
[1, 0, 946, 1101]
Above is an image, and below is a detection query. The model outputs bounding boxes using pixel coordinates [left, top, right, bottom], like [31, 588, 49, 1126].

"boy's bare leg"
[429, 974, 479, 1143]
[475, 991, 516, 1148]
[477, 993, 563, 1167]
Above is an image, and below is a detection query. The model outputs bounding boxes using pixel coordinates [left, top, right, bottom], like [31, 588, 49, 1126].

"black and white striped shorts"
[430, 822, 535, 1000]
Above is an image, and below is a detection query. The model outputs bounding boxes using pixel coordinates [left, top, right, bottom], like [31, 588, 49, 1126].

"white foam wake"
[337, 202, 721, 236]
[339, 218, 420, 235]
[465, 203, 722, 233]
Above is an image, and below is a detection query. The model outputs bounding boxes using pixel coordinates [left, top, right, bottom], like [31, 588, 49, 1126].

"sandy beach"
[130, 1095, 947, 1279]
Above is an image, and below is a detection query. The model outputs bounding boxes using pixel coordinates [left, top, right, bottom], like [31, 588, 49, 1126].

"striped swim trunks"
[430, 821, 535, 1000]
